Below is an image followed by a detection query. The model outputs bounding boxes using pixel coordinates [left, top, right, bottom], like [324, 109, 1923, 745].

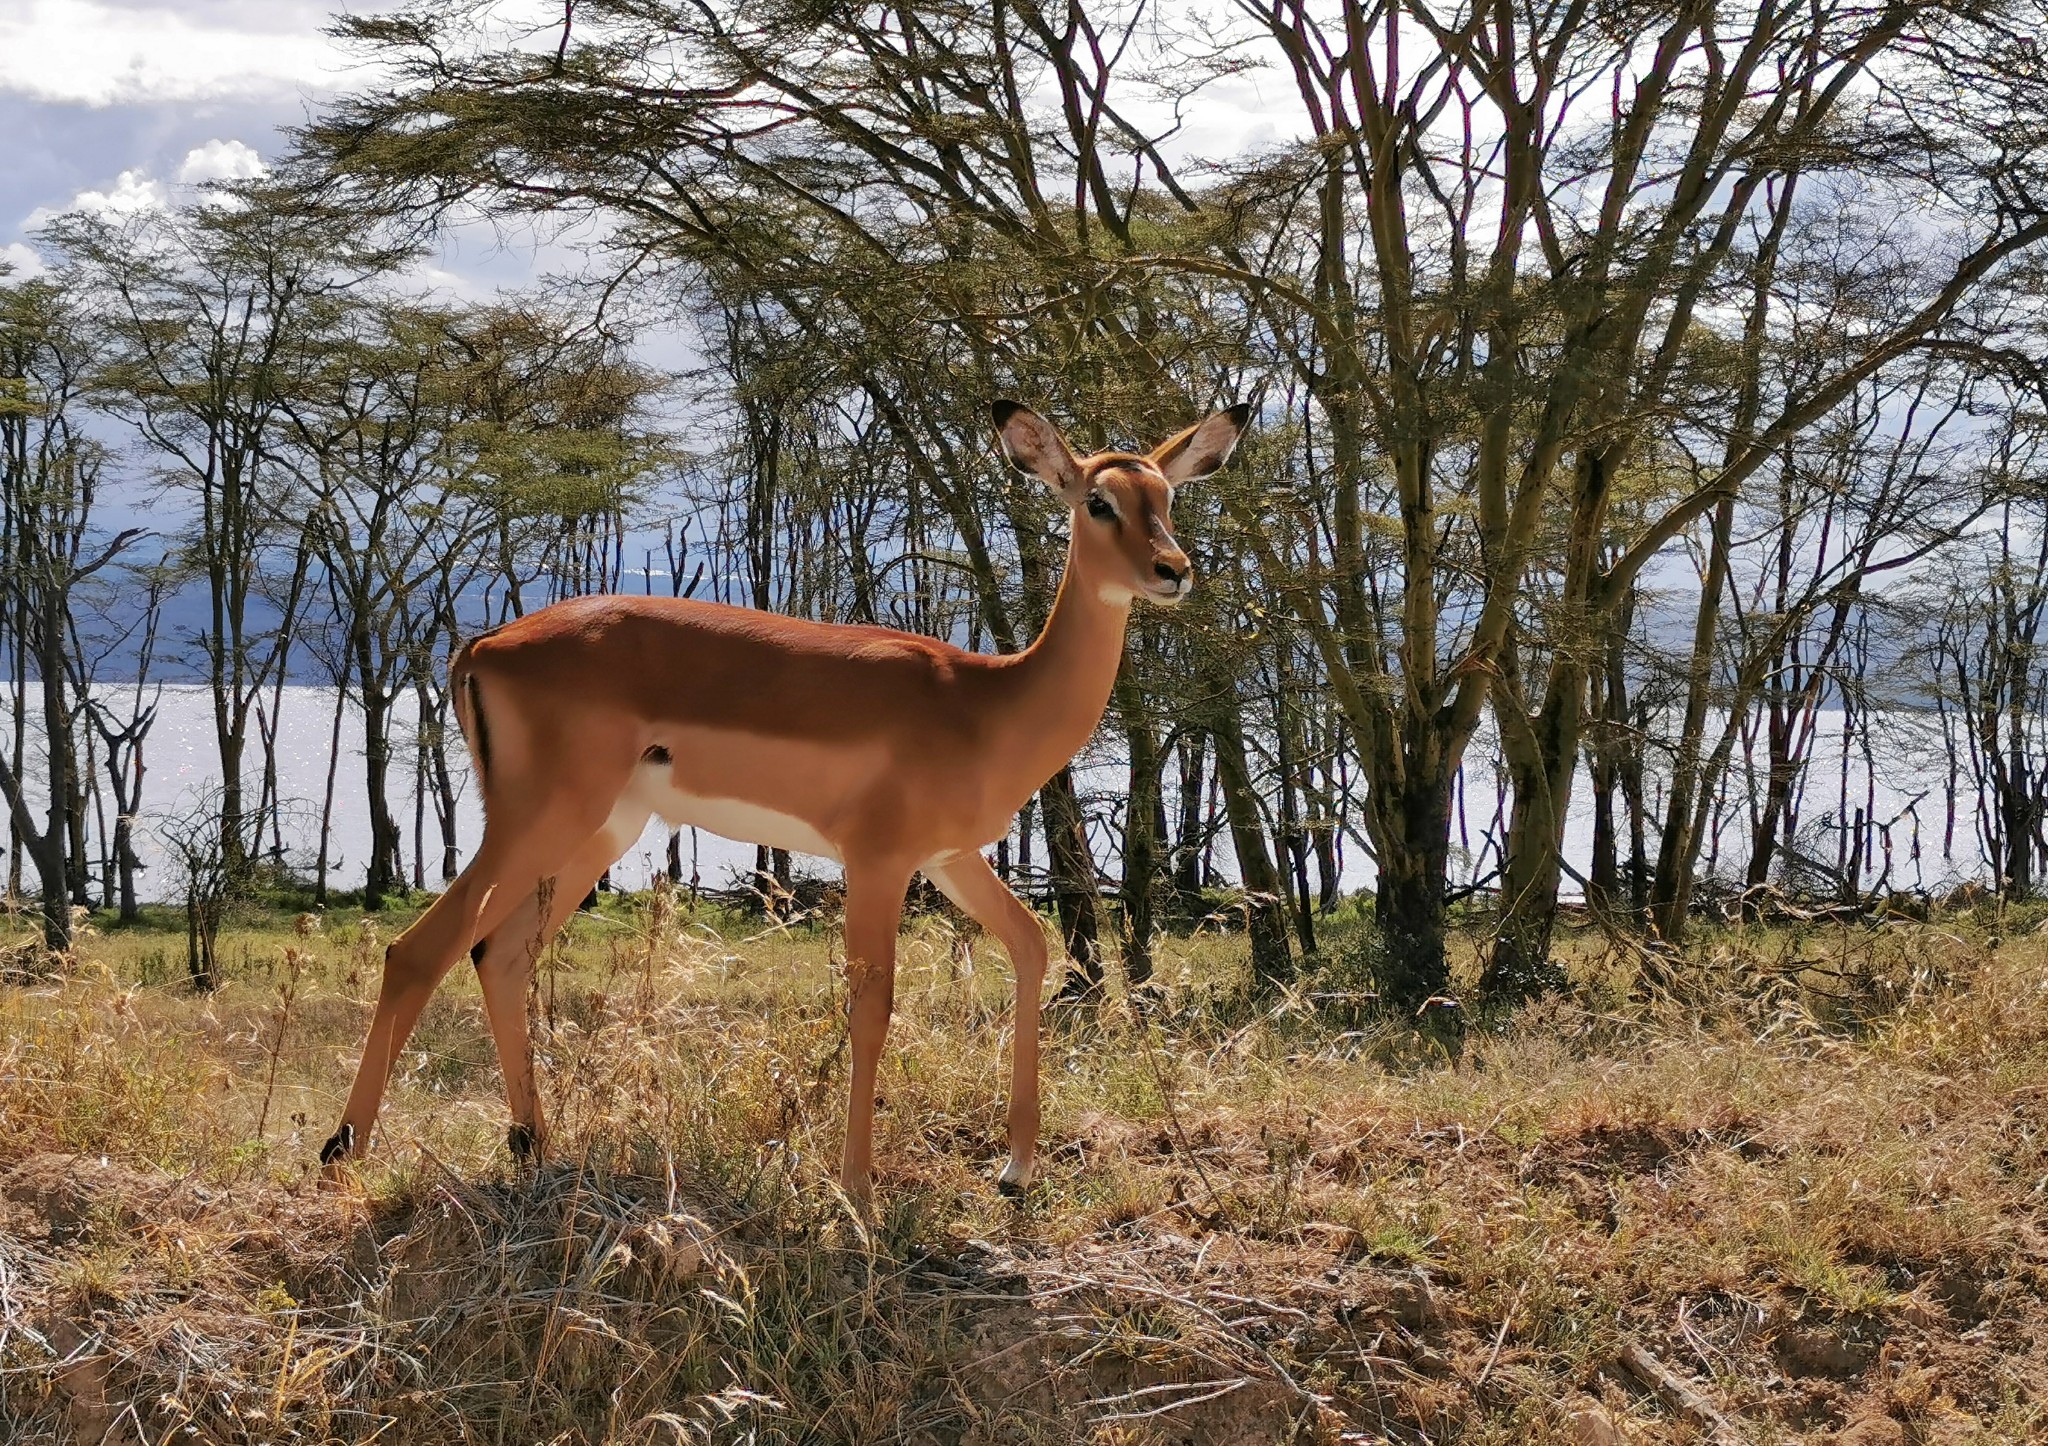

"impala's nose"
[1149, 554, 1193, 602]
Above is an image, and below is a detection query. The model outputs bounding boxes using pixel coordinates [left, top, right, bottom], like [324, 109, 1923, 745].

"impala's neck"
[996, 527, 1132, 784]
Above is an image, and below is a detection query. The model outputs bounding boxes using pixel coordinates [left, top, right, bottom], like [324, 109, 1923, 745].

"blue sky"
[0, 0, 1295, 286]
[0, 0, 583, 297]
[2, 2, 368, 272]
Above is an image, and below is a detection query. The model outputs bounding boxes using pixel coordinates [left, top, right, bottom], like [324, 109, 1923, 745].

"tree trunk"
[315, 683, 346, 905]
[1272, 652, 1316, 957]
[1368, 748, 1457, 1013]
[1624, 742, 1650, 914]
[10, 591, 29, 901]
[412, 731, 427, 891]
[361, 683, 400, 909]
[1041, 767, 1104, 998]
[95, 731, 115, 911]
[1648, 493, 1737, 939]
[67, 724, 93, 909]
[1588, 763, 1620, 919]
[1585, 590, 1636, 922]
[1208, 689, 1292, 991]
[214, 685, 249, 882]
[1485, 662, 1580, 1004]
[1170, 730, 1207, 913]
[1747, 727, 1798, 896]
[1314, 824, 1341, 912]
[2001, 640, 2034, 896]
[414, 670, 462, 883]
[113, 809, 140, 923]
[35, 611, 73, 951]
[187, 887, 220, 992]
[1119, 689, 1162, 989]
[1486, 442, 1622, 1003]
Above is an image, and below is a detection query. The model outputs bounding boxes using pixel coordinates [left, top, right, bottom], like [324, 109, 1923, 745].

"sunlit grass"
[0, 895, 2044, 1441]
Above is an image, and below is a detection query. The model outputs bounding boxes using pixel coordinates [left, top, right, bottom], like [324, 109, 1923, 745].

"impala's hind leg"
[320, 826, 570, 1175]
[924, 851, 1051, 1193]
[839, 855, 915, 1202]
[322, 749, 639, 1177]
[472, 813, 647, 1164]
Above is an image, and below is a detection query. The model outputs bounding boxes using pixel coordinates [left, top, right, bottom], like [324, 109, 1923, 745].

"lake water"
[4, 685, 2002, 906]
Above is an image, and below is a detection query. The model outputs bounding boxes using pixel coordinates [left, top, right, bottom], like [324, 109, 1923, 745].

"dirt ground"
[0, 903, 2043, 1441]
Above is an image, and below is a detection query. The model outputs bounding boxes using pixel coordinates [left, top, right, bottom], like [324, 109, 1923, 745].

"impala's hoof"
[507, 1123, 539, 1164]
[318, 1124, 354, 1167]
[996, 1156, 1033, 1197]
[316, 1125, 355, 1189]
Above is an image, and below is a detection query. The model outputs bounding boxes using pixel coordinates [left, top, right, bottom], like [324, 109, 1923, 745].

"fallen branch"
[1616, 1340, 1747, 1444]
[1475, 1282, 1527, 1390]
[1087, 1376, 1252, 1424]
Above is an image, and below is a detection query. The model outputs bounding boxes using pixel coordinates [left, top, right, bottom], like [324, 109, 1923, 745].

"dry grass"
[0, 893, 2044, 1443]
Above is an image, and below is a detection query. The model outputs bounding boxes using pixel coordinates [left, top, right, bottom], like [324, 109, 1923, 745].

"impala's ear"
[991, 400, 1082, 496]
[1150, 402, 1253, 485]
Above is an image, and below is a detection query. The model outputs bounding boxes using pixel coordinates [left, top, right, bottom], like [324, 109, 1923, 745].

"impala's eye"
[1086, 493, 1117, 523]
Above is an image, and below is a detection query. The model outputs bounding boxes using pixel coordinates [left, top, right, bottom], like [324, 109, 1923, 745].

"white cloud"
[35, 167, 169, 225]
[0, 0, 373, 107]
[22, 140, 266, 231]
[178, 138, 267, 185]
[1, 242, 49, 281]
[381, 259, 488, 304]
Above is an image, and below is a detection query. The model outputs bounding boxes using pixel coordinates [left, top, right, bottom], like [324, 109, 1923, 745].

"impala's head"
[991, 400, 1252, 607]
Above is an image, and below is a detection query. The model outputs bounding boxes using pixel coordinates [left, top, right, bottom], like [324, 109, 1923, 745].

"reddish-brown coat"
[323, 402, 1251, 1200]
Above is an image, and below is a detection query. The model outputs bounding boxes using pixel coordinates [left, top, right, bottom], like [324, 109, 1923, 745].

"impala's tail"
[449, 638, 492, 802]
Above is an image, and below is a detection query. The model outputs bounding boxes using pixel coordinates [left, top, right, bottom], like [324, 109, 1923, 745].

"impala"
[320, 400, 1250, 1197]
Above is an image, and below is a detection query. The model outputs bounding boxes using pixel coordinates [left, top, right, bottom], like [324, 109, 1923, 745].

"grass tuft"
[0, 902, 2044, 1441]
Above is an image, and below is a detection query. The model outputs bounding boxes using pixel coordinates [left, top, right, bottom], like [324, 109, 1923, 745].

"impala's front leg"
[925, 852, 1049, 1193]
[839, 857, 913, 1201]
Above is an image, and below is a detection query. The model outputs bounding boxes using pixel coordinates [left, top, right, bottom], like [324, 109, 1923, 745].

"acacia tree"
[0, 278, 141, 952]
[42, 193, 401, 874]
[421, 300, 656, 625]
[297, 0, 2048, 1002]
[1921, 473, 2048, 899]
[1643, 356, 2003, 936]
[78, 565, 169, 924]
[286, 298, 465, 907]
[1197, 0, 2048, 1005]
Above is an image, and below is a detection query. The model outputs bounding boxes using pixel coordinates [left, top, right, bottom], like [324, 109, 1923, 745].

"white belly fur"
[613, 764, 842, 863]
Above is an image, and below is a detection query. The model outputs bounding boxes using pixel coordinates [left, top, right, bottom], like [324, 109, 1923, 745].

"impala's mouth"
[1145, 577, 1193, 604]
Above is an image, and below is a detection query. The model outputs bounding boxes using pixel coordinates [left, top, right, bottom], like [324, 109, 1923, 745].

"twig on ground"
[1475, 1281, 1526, 1390]
[1616, 1339, 1747, 1444]
[1087, 1376, 1252, 1423]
